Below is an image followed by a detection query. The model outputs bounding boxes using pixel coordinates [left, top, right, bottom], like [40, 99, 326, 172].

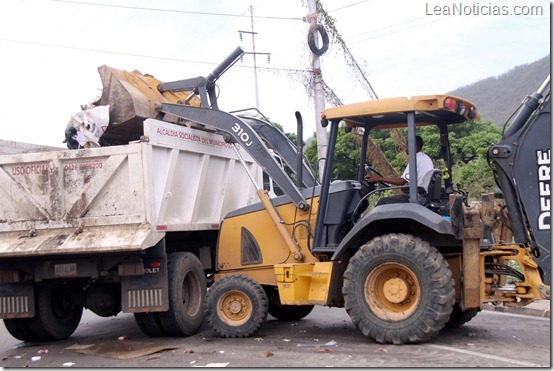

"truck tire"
[134, 312, 168, 337]
[205, 274, 268, 338]
[445, 303, 478, 328]
[3, 318, 49, 342]
[32, 286, 83, 340]
[268, 301, 314, 321]
[158, 252, 206, 336]
[3, 287, 57, 342]
[343, 233, 455, 344]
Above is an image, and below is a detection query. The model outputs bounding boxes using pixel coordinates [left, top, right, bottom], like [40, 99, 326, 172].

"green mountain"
[448, 55, 550, 127]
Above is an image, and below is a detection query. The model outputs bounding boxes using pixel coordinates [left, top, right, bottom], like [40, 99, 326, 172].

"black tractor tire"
[268, 301, 314, 321]
[158, 252, 207, 336]
[342, 233, 455, 344]
[205, 274, 268, 338]
[134, 312, 168, 337]
[445, 303, 479, 328]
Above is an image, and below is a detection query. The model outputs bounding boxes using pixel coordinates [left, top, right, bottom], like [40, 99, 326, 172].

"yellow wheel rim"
[217, 290, 252, 326]
[364, 262, 421, 321]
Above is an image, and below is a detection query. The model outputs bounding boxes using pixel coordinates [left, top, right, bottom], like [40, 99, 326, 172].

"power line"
[95, 0, 153, 47]
[346, 15, 428, 40]
[0, 37, 212, 64]
[345, 0, 511, 43]
[349, 16, 454, 44]
[50, 0, 303, 20]
[329, 0, 368, 13]
[0, 37, 309, 73]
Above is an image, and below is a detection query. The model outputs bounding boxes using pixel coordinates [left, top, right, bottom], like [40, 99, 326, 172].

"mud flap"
[120, 240, 169, 313]
[0, 282, 35, 318]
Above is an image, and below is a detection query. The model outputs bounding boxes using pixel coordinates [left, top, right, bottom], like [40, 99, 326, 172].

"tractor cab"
[314, 95, 478, 252]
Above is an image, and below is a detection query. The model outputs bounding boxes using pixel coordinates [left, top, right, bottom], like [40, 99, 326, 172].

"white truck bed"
[0, 119, 262, 257]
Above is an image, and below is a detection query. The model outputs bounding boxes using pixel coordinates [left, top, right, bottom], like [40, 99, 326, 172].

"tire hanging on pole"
[308, 24, 329, 56]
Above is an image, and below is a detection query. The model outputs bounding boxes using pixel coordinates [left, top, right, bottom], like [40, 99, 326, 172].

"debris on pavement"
[65, 344, 95, 351]
[14, 342, 36, 349]
[297, 340, 337, 348]
[66, 340, 179, 360]
[315, 348, 333, 353]
[202, 362, 230, 367]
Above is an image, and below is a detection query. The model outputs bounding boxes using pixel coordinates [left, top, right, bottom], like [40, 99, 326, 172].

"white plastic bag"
[70, 105, 109, 148]
[84, 105, 109, 139]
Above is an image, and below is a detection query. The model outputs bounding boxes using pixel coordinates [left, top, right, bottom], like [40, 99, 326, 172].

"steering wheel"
[362, 164, 389, 188]
[354, 164, 389, 223]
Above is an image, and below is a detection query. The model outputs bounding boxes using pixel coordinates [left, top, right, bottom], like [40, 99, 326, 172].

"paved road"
[0, 305, 549, 368]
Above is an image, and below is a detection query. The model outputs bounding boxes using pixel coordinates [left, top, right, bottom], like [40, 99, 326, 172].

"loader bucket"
[97, 65, 201, 146]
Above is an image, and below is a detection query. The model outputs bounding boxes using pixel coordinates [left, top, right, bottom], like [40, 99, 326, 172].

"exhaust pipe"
[295, 111, 303, 188]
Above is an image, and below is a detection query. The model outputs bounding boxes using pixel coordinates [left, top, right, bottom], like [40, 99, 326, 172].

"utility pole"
[239, 5, 270, 110]
[307, 0, 327, 181]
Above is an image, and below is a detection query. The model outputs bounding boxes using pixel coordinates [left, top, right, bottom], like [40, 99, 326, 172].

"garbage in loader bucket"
[99, 65, 203, 146]
[62, 47, 245, 149]
[64, 104, 109, 149]
[64, 66, 203, 149]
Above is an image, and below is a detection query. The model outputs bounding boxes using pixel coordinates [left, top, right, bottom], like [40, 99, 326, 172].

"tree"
[445, 120, 502, 199]
[305, 126, 359, 180]
[305, 119, 501, 201]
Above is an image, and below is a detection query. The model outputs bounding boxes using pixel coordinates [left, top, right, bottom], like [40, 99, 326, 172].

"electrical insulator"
[267, 54, 271, 63]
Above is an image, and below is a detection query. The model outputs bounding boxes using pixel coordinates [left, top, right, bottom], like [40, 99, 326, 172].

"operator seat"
[419, 169, 442, 212]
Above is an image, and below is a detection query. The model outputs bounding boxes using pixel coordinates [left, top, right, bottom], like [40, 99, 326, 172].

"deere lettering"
[537, 149, 550, 230]
[232, 122, 253, 147]
[11, 164, 48, 176]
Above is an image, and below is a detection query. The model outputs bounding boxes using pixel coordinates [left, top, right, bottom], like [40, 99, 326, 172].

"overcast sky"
[0, 0, 550, 148]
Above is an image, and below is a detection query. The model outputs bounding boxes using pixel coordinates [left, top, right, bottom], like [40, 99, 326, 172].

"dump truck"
[0, 117, 266, 340]
[0, 45, 549, 345]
